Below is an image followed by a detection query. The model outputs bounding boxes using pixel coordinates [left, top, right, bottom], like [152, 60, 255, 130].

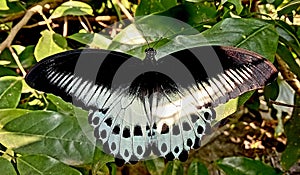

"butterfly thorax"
[127, 48, 178, 99]
[129, 71, 178, 99]
[144, 48, 157, 64]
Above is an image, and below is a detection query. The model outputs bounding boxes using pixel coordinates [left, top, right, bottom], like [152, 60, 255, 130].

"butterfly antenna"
[269, 100, 300, 108]
[152, 28, 173, 49]
[135, 22, 151, 48]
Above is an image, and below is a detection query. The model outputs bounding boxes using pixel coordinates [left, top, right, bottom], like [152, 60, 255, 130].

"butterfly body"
[25, 46, 277, 165]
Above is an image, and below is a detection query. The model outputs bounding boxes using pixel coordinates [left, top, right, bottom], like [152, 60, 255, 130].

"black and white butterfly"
[25, 43, 277, 165]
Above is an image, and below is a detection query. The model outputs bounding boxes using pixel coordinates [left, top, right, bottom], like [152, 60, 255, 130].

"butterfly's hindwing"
[88, 88, 215, 163]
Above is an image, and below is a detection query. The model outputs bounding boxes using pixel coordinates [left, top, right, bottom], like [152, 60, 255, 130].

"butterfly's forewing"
[164, 46, 278, 108]
[25, 46, 277, 165]
[26, 49, 134, 109]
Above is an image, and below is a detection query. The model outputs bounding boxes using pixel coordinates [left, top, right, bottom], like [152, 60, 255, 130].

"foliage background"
[0, 0, 299, 174]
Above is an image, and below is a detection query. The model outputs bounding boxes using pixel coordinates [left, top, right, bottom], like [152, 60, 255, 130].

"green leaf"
[11, 45, 25, 55]
[278, 0, 300, 17]
[46, 94, 75, 116]
[163, 160, 184, 175]
[276, 20, 300, 57]
[0, 108, 30, 129]
[0, 1, 24, 18]
[0, 66, 17, 77]
[0, 45, 35, 69]
[0, 76, 22, 109]
[0, 0, 9, 10]
[264, 80, 279, 102]
[222, 0, 243, 14]
[0, 110, 96, 166]
[91, 147, 114, 175]
[144, 158, 165, 175]
[17, 155, 82, 175]
[158, 3, 217, 26]
[277, 44, 300, 78]
[108, 14, 199, 59]
[34, 30, 68, 61]
[0, 157, 17, 175]
[68, 33, 112, 49]
[188, 161, 209, 175]
[0, 48, 16, 68]
[19, 45, 36, 68]
[135, 0, 177, 16]
[50, 1, 93, 19]
[201, 18, 278, 61]
[217, 157, 283, 175]
[281, 94, 300, 170]
[111, 17, 278, 62]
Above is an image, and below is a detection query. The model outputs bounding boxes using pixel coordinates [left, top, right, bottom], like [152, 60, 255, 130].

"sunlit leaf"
[34, 30, 68, 61]
[50, 1, 93, 19]
[0, 0, 9, 10]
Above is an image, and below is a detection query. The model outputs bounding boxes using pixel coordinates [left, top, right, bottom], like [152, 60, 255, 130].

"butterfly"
[25, 43, 277, 166]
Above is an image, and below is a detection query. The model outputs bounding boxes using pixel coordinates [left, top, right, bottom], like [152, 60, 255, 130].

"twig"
[78, 16, 90, 32]
[63, 16, 68, 37]
[0, 5, 43, 52]
[83, 16, 93, 33]
[115, 0, 134, 21]
[23, 19, 52, 28]
[95, 15, 127, 22]
[8, 46, 26, 77]
[275, 54, 300, 96]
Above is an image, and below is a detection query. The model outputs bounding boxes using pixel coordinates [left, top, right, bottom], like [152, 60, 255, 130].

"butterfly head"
[144, 48, 157, 63]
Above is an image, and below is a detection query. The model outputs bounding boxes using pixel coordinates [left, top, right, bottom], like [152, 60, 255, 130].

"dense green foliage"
[0, 0, 299, 174]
